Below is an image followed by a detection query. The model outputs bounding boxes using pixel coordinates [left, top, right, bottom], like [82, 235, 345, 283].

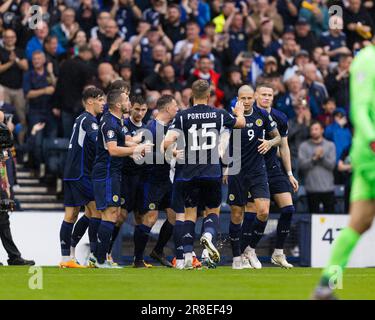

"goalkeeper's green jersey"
[349, 45, 375, 182]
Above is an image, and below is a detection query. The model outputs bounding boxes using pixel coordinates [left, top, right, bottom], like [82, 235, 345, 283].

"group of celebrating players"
[58, 78, 299, 270]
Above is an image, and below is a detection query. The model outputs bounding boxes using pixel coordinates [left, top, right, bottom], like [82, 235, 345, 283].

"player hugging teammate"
[59, 79, 299, 270]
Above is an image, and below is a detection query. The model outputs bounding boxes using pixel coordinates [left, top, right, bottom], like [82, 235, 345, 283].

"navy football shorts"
[267, 166, 292, 196]
[64, 176, 94, 207]
[171, 180, 207, 215]
[93, 173, 122, 210]
[138, 180, 172, 214]
[180, 178, 222, 209]
[121, 174, 142, 212]
[227, 172, 270, 206]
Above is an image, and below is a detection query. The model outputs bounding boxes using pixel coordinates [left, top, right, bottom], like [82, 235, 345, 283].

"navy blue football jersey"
[122, 117, 146, 176]
[169, 104, 237, 181]
[144, 119, 171, 182]
[231, 105, 277, 174]
[264, 107, 288, 170]
[64, 111, 99, 180]
[93, 112, 126, 179]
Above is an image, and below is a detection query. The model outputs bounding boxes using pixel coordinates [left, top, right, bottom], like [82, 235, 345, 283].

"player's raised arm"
[232, 100, 246, 128]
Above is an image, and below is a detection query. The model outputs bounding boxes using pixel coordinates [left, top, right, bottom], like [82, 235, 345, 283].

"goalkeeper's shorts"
[350, 169, 375, 202]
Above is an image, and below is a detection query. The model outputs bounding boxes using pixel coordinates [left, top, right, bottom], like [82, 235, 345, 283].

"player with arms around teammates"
[245, 83, 299, 269]
[163, 80, 246, 269]
[132, 95, 179, 268]
[225, 84, 281, 269]
[59, 87, 105, 268]
[90, 89, 152, 268]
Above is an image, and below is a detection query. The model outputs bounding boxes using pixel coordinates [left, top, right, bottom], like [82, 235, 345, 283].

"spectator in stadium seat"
[69, 30, 88, 57]
[276, 37, 298, 74]
[144, 63, 182, 92]
[97, 18, 124, 60]
[162, 4, 186, 45]
[325, 53, 352, 112]
[276, 74, 306, 119]
[181, 87, 192, 109]
[22, 50, 58, 174]
[223, 6, 255, 61]
[76, 0, 98, 38]
[90, 11, 111, 39]
[277, 0, 301, 27]
[54, 45, 95, 138]
[43, 35, 62, 77]
[250, 17, 281, 57]
[0, 29, 28, 129]
[218, 66, 243, 111]
[316, 98, 336, 127]
[288, 101, 311, 177]
[295, 17, 318, 53]
[25, 21, 65, 61]
[173, 20, 201, 67]
[343, 0, 375, 50]
[111, 42, 136, 74]
[143, 0, 167, 27]
[283, 49, 310, 83]
[51, 8, 80, 51]
[118, 63, 143, 96]
[181, 0, 211, 30]
[319, 15, 350, 62]
[110, 0, 142, 40]
[186, 55, 223, 105]
[324, 108, 352, 164]
[251, 0, 284, 35]
[93, 62, 118, 93]
[298, 0, 329, 37]
[212, 0, 235, 33]
[183, 38, 221, 79]
[298, 121, 336, 213]
[302, 63, 328, 117]
[317, 53, 330, 80]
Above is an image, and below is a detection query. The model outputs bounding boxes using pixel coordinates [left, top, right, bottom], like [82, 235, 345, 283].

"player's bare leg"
[313, 200, 375, 299]
[272, 192, 295, 269]
[59, 206, 85, 268]
[229, 205, 245, 269]
[243, 199, 270, 269]
[150, 208, 175, 267]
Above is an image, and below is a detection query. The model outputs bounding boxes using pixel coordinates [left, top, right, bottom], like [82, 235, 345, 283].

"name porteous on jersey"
[187, 111, 218, 120]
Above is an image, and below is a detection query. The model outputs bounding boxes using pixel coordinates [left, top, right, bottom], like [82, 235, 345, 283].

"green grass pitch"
[0, 266, 374, 300]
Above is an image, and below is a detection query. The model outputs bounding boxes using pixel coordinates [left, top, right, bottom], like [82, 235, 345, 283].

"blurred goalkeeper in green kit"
[313, 45, 375, 300]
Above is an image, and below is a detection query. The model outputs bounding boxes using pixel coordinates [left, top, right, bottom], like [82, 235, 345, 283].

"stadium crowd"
[0, 0, 370, 213]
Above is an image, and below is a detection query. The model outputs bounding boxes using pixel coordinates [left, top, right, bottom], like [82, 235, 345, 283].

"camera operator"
[0, 110, 34, 266]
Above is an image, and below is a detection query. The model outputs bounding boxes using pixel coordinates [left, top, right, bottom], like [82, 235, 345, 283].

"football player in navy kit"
[91, 90, 152, 268]
[163, 80, 246, 269]
[59, 87, 105, 268]
[253, 83, 299, 269]
[225, 85, 281, 270]
[132, 95, 179, 268]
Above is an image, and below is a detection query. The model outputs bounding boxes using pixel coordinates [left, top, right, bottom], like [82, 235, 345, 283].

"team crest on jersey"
[113, 195, 119, 202]
[229, 194, 235, 201]
[107, 130, 115, 138]
[92, 123, 98, 130]
[149, 203, 156, 210]
[255, 119, 263, 127]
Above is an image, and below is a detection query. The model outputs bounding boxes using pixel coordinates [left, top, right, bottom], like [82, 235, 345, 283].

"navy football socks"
[182, 220, 195, 254]
[134, 224, 152, 261]
[88, 217, 101, 254]
[60, 221, 74, 257]
[173, 220, 184, 259]
[71, 215, 89, 248]
[241, 212, 256, 252]
[96, 221, 115, 264]
[154, 219, 173, 254]
[229, 222, 242, 258]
